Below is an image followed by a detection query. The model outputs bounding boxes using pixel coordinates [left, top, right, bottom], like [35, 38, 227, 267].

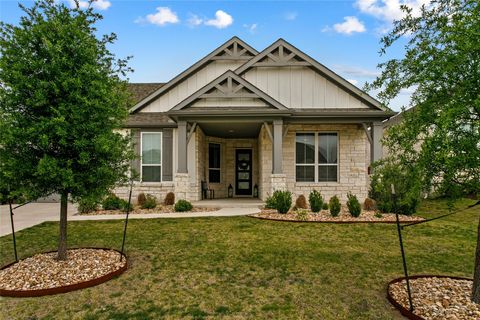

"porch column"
[371, 122, 383, 163]
[272, 119, 283, 174]
[177, 120, 188, 173]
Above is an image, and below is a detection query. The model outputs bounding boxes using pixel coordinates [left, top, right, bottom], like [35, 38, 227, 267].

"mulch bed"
[0, 248, 126, 294]
[251, 207, 424, 223]
[388, 276, 479, 320]
[78, 205, 219, 215]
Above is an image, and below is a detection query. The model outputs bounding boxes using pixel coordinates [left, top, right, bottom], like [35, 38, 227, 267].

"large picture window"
[295, 132, 338, 182]
[141, 132, 162, 182]
[208, 143, 221, 183]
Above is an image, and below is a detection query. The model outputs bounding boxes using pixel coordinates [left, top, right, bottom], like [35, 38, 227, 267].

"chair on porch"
[201, 180, 214, 200]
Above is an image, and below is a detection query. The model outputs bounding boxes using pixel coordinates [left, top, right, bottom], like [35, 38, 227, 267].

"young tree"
[0, 0, 134, 260]
[367, 0, 479, 302]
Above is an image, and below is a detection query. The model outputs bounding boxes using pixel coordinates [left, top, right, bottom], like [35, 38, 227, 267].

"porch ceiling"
[198, 121, 262, 139]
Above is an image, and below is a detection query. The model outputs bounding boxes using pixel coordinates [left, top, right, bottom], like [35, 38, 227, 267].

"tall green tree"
[0, 0, 134, 260]
[368, 0, 479, 302]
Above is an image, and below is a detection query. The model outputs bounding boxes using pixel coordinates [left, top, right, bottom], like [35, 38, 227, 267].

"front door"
[235, 149, 252, 196]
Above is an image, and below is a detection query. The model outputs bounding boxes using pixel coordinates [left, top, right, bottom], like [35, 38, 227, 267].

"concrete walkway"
[0, 200, 262, 236]
[0, 203, 76, 237]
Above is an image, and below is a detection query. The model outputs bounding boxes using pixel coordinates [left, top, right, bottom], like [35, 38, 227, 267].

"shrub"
[265, 194, 276, 209]
[137, 193, 146, 206]
[142, 194, 157, 209]
[308, 190, 324, 213]
[296, 209, 309, 221]
[369, 159, 422, 215]
[273, 190, 292, 214]
[364, 197, 377, 211]
[120, 199, 133, 212]
[102, 194, 123, 210]
[78, 197, 99, 213]
[346, 192, 362, 217]
[322, 203, 329, 210]
[295, 195, 308, 209]
[174, 199, 193, 212]
[374, 212, 383, 219]
[265, 190, 292, 213]
[329, 196, 341, 217]
[164, 192, 175, 206]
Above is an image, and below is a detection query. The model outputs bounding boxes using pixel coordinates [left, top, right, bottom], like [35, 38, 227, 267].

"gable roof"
[235, 38, 387, 111]
[170, 70, 289, 112]
[127, 83, 165, 104]
[130, 36, 258, 114]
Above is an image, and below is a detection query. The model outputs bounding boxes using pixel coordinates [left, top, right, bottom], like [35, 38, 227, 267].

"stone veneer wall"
[258, 125, 272, 200]
[115, 182, 175, 204]
[257, 123, 369, 202]
[204, 136, 258, 198]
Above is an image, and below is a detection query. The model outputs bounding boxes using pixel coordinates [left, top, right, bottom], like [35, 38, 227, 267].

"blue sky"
[1, 0, 427, 110]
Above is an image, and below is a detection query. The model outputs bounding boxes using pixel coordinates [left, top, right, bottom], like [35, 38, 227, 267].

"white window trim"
[295, 131, 339, 183]
[208, 143, 221, 184]
[140, 131, 163, 183]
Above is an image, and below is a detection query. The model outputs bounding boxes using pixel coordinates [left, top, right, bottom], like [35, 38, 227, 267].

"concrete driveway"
[0, 203, 76, 236]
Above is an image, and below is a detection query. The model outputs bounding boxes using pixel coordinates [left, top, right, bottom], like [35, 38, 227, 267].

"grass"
[0, 198, 478, 319]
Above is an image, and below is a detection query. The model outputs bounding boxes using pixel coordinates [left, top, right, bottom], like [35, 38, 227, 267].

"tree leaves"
[369, 0, 480, 197]
[0, 0, 134, 202]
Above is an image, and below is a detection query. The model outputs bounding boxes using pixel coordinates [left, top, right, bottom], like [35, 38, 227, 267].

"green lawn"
[0, 199, 478, 320]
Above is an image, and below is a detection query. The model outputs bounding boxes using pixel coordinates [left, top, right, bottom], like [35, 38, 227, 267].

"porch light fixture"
[228, 184, 233, 198]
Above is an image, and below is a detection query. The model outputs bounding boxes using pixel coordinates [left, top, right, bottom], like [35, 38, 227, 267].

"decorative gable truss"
[171, 71, 288, 111]
[250, 44, 310, 67]
[236, 39, 387, 111]
[211, 41, 256, 61]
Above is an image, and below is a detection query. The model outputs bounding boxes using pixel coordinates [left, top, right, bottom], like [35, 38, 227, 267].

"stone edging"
[386, 274, 473, 320]
[0, 247, 128, 298]
[248, 214, 422, 224]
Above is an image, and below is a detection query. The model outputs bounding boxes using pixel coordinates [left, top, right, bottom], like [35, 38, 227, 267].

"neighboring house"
[116, 37, 395, 202]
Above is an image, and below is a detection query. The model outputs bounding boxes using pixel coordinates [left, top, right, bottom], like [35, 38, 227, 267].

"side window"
[208, 143, 221, 183]
[141, 132, 162, 182]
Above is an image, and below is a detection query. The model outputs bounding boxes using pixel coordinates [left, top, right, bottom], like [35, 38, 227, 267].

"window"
[141, 132, 162, 182]
[295, 133, 338, 182]
[208, 143, 221, 183]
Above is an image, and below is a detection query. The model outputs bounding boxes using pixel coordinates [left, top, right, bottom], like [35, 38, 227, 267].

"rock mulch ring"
[0, 248, 126, 292]
[389, 276, 479, 320]
[78, 205, 219, 215]
[252, 207, 424, 223]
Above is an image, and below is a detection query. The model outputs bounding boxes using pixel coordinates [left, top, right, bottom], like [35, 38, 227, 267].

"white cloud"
[347, 79, 359, 85]
[187, 14, 203, 27]
[92, 0, 110, 10]
[333, 16, 366, 34]
[205, 10, 233, 29]
[355, 0, 430, 23]
[145, 7, 179, 26]
[68, 0, 111, 10]
[334, 65, 380, 78]
[243, 23, 258, 34]
[284, 11, 298, 21]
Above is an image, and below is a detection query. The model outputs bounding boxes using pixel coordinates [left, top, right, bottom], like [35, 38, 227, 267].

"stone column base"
[174, 173, 189, 201]
[270, 173, 287, 194]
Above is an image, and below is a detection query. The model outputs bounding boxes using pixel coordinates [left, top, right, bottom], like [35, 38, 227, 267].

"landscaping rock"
[254, 207, 424, 223]
[78, 205, 219, 215]
[389, 277, 478, 320]
[0, 249, 126, 291]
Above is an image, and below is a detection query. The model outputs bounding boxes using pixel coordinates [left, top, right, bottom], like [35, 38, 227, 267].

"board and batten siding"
[191, 97, 268, 108]
[243, 66, 369, 109]
[141, 60, 245, 113]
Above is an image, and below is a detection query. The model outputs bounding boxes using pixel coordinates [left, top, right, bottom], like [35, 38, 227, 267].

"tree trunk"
[57, 192, 68, 260]
[473, 216, 480, 303]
